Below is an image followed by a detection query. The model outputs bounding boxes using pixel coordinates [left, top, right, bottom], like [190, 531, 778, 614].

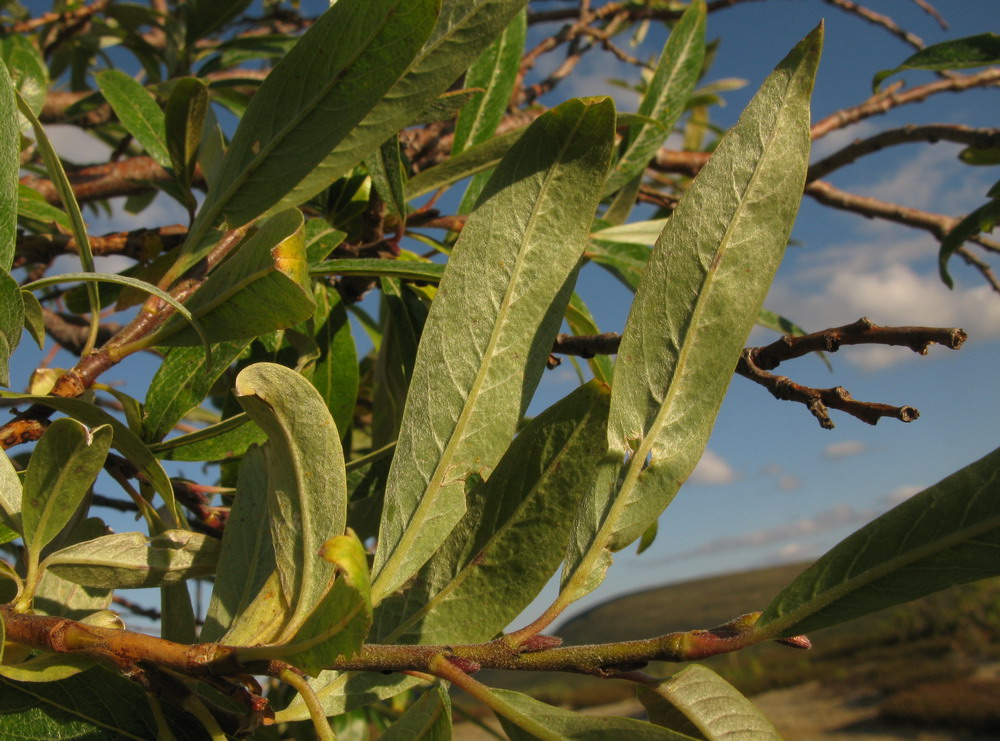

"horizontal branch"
[16, 224, 188, 264]
[554, 318, 966, 429]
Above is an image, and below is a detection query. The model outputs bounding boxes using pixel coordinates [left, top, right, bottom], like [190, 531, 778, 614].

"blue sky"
[13, 1, 1000, 629]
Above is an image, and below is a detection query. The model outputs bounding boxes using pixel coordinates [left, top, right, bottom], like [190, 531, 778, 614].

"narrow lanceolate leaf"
[604, 0, 705, 195]
[43, 530, 219, 589]
[95, 70, 171, 169]
[0, 441, 22, 534]
[0, 391, 180, 527]
[562, 27, 822, 604]
[282, 531, 373, 676]
[404, 127, 524, 200]
[156, 210, 314, 346]
[0, 58, 18, 272]
[370, 97, 616, 603]
[184, 0, 252, 42]
[493, 689, 696, 741]
[378, 686, 452, 741]
[310, 258, 445, 284]
[0, 273, 23, 386]
[202, 446, 275, 642]
[873, 32, 1000, 92]
[311, 286, 358, 440]
[143, 340, 250, 443]
[188, 0, 437, 241]
[453, 7, 526, 154]
[165, 77, 208, 193]
[21, 419, 112, 559]
[234, 362, 347, 639]
[374, 380, 611, 645]
[277, 0, 529, 216]
[639, 665, 783, 740]
[756, 445, 1000, 638]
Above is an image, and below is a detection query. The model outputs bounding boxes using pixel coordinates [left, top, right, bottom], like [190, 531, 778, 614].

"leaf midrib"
[374, 111, 589, 602]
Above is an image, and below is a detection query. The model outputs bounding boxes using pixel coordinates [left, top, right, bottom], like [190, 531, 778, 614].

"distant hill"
[553, 561, 808, 645]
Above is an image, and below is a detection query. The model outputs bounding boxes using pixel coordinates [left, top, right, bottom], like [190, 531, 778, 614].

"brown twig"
[820, 0, 925, 51]
[16, 225, 188, 265]
[553, 319, 966, 429]
[807, 124, 1000, 182]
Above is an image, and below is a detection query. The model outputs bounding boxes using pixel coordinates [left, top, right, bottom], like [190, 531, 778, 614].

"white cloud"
[883, 484, 923, 507]
[689, 449, 737, 485]
[823, 439, 866, 459]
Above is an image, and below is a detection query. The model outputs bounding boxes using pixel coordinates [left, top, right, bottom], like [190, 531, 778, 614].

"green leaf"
[234, 362, 347, 639]
[379, 686, 452, 741]
[273, 0, 528, 219]
[404, 127, 525, 200]
[185, 0, 253, 43]
[365, 135, 407, 224]
[165, 76, 209, 195]
[282, 530, 373, 676]
[756, 445, 1000, 638]
[604, 0, 705, 195]
[0, 653, 96, 683]
[0, 35, 47, 126]
[21, 419, 112, 559]
[372, 278, 428, 448]
[16, 184, 71, 230]
[311, 258, 446, 283]
[202, 445, 276, 642]
[156, 209, 314, 346]
[873, 32, 1000, 92]
[562, 27, 822, 604]
[43, 530, 220, 589]
[143, 340, 250, 443]
[638, 664, 782, 740]
[311, 286, 358, 440]
[492, 688, 696, 741]
[370, 96, 616, 603]
[18, 290, 43, 350]
[0, 60, 18, 273]
[938, 198, 1000, 288]
[586, 238, 650, 291]
[0, 665, 208, 739]
[0, 390, 182, 527]
[565, 293, 614, 384]
[592, 218, 670, 247]
[150, 413, 267, 462]
[453, 8, 526, 154]
[188, 0, 438, 241]
[95, 70, 171, 169]
[374, 380, 611, 645]
[0, 441, 22, 534]
[0, 273, 24, 386]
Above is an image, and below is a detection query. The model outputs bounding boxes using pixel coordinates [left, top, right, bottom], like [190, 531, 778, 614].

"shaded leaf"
[157, 209, 314, 346]
[0, 665, 207, 739]
[44, 530, 220, 589]
[565, 294, 614, 384]
[0, 59, 18, 273]
[0, 273, 23, 386]
[405, 127, 524, 200]
[638, 664, 782, 740]
[275, 0, 528, 218]
[379, 686, 452, 741]
[0, 391, 181, 526]
[283, 531, 373, 676]
[371, 96, 616, 603]
[0, 36, 47, 125]
[16, 184, 72, 230]
[22, 419, 112, 560]
[143, 340, 250, 442]
[95, 70, 171, 169]
[189, 0, 437, 239]
[873, 33, 1000, 92]
[365, 135, 407, 223]
[151, 412, 266, 462]
[202, 445, 276, 642]
[165, 76, 209, 195]
[234, 362, 346, 638]
[374, 380, 611, 645]
[757, 445, 1000, 638]
[562, 27, 822, 603]
[0, 442, 22, 534]
[19, 290, 44, 350]
[311, 258, 446, 283]
[938, 197, 1000, 288]
[185, 0, 253, 42]
[493, 688, 696, 740]
[311, 286, 359, 440]
[604, 0, 705, 195]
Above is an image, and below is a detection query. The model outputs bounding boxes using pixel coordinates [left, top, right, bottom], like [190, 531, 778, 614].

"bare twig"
[820, 0, 925, 51]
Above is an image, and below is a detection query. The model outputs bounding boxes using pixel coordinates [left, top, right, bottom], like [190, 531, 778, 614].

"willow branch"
[553, 319, 966, 429]
[820, 0, 925, 51]
[15, 225, 187, 265]
[811, 69, 1000, 139]
[807, 124, 1000, 182]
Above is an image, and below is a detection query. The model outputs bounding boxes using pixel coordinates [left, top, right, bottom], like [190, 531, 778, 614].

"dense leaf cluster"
[0, 1, 997, 738]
